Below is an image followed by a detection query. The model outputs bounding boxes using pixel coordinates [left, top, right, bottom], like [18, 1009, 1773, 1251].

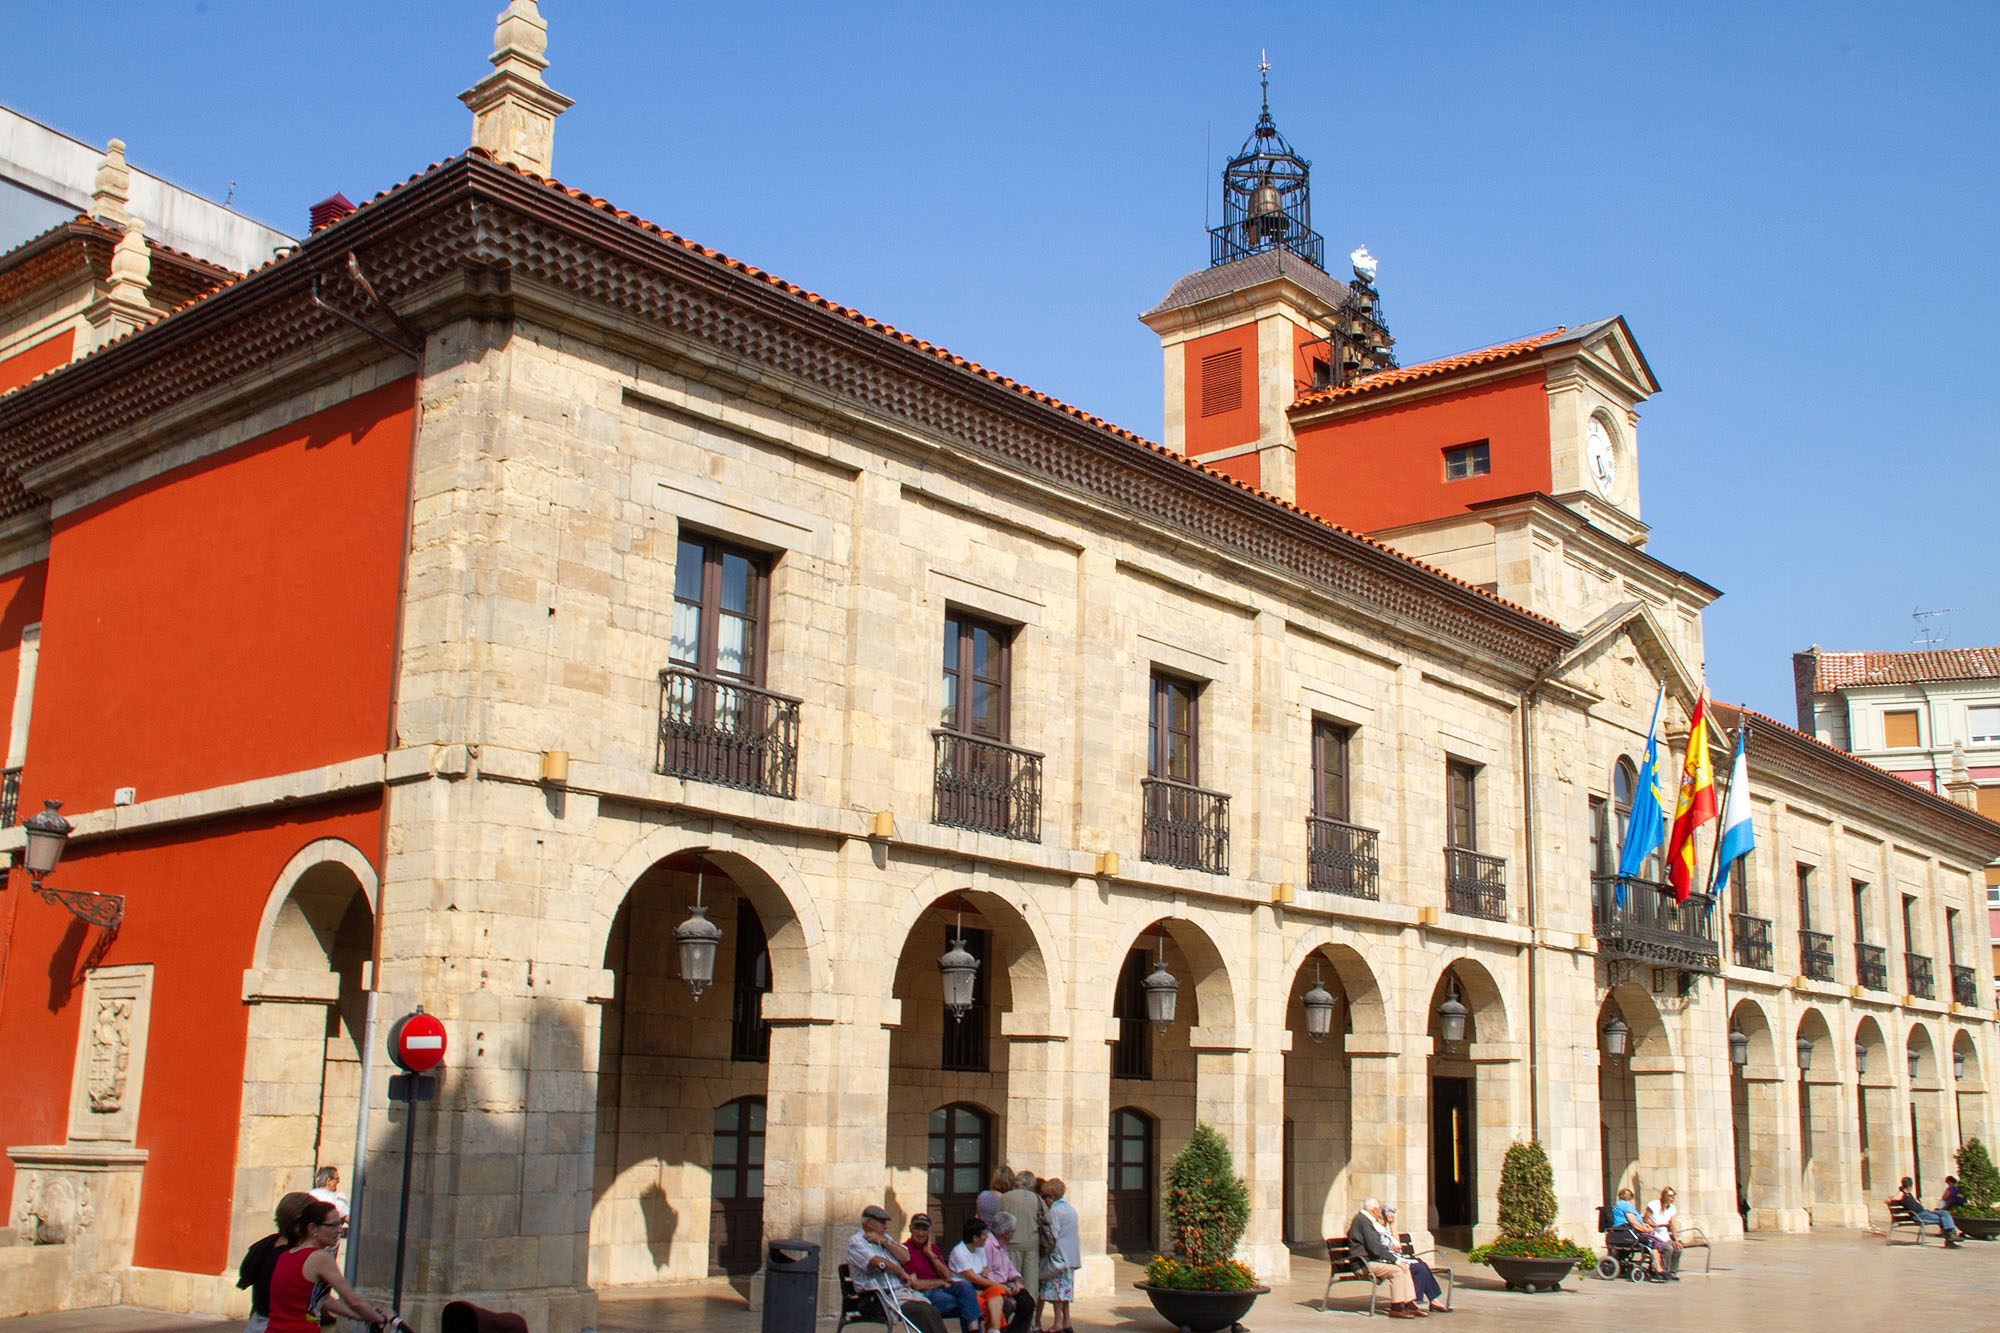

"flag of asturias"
[1665, 688, 1718, 901]
[1615, 685, 1669, 897]
[1710, 722, 1755, 895]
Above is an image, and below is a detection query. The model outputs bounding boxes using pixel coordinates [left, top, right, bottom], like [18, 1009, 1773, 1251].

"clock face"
[1586, 418, 1618, 496]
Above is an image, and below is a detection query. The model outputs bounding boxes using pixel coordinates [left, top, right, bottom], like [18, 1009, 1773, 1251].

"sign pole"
[383, 1005, 446, 1318]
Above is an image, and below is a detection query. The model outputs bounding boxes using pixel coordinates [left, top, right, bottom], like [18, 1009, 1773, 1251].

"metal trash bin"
[762, 1237, 820, 1332]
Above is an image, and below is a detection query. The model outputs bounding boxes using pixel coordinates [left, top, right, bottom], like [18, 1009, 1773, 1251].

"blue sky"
[8, 2, 1995, 719]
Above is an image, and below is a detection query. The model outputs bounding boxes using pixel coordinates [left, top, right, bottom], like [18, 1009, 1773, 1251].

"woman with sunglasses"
[268, 1198, 397, 1333]
[1641, 1187, 1684, 1279]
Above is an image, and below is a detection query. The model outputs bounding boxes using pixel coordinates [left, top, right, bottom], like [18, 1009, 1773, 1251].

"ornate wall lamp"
[19, 800, 122, 931]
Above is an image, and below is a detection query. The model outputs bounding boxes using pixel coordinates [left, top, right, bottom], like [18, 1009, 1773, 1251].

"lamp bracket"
[33, 882, 124, 932]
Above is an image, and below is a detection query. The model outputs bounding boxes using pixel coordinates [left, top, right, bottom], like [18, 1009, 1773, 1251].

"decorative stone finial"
[460, 0, 573, 175]
[1944, 742, 1978, 809]
[108, 216, 150, 295]
[90, 139, 130, 226]
[86, 216, 156, 350]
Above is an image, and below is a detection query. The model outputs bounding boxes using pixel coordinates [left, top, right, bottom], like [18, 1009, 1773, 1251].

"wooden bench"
[1322, 1234, 1453, 1315]
[1887, 1198, 1947, 1245]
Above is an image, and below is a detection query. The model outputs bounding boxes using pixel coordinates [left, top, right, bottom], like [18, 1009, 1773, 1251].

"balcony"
[1799, 929, 1836, 982]
[1307, 816, 1380, 900]
[931, 730, 1043, 843]
[1856, 941, 1889, 993]
[1905, 952, 1935, 1001]
[0, 765, 17, 827]
[1731, 913, 1773, 971]
[1591, 876, 1722, 973]
[657, 667, 801, 799]
[1953, 964, 1980, 1008]
[1140, 778, 1230, 874]
[1444, 847, 1507, 921]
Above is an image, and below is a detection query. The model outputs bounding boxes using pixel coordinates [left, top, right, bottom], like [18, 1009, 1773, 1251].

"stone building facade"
[0, 12, 1997, 1329]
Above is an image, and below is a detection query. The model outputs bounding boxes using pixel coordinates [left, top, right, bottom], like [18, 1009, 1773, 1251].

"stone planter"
[1956, 1216, 2000, 1241]
[1134, 1282, 1269, 1332]
[1486, 1255, 1578, 1292]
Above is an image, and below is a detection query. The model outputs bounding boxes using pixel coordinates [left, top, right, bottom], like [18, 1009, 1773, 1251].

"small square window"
[1883, 709, 1921, 749]
[1444, 442, 1491, 480]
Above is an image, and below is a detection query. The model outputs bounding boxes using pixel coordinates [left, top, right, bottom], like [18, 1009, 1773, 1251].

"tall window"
[1729, 860, 1749, 918]
[941, 924, 990, 1073]
[1312, 719, 1351, 822]
[1852, 880, 1869, 941]
[1589, 797, 1610, 877]
[1902, 894, 1920, 951]
[941, 612, 1009, 739]
[1796, 864, 1815, 928]
[672, 535, 768, 682]
[1149, 673, 1200, 783]
[1111, 949, 1153, 1080]
[729, 901, 771, 1063]
[1947, 908, 1962, 965]
[1447, 761, 1479, 851]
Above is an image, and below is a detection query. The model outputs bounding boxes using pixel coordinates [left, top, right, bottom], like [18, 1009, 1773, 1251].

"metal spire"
[1259, 50, 1271, 114]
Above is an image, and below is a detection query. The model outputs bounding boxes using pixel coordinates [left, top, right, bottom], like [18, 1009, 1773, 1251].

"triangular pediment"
[1553, 599, 1701, 715]
[1548, 315, 1660, 400]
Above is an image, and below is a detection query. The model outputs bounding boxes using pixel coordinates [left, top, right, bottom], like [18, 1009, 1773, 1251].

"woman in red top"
[268, 1198, 395, 1333]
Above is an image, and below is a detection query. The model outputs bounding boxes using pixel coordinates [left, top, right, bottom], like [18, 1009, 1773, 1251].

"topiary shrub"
[1146, 1123, 1256, 1290]
[1955, 1137, 2000, 1219]
[1467, 1139, 1595, 1266]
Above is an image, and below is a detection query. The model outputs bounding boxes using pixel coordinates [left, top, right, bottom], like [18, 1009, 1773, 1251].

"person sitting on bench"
[1641, 1187, 1685, 1279]
[1345, 1197, 1421, 1319]
[1888, 1178, 1962, 1248]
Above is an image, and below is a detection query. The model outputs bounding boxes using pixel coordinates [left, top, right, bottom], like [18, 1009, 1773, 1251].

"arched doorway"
[928, 1102, 994, 1243]
[1907, 1023, 1945, 1197]
[1795, 1007, 1845, 1224]
[232, 841, 375, 1262]
[589, 851, 791, 1285]
[1108, 1106, 1156, 1254]
[1854, 1016, 1893, 1199]
[1280, 941, 1386, 1244]
[1426, 960, 1511, 1249]
[1953, 1030, 1986, 1151]
[1728, 998, 1777, 1230]
[1596, 982, 1675, 1208]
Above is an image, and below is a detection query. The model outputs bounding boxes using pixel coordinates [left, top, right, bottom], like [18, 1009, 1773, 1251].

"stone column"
[1469, 1044, 1526, 1248]
[1743, 1069, 1802, 1231]
[1345, 1042, 1422, 1240]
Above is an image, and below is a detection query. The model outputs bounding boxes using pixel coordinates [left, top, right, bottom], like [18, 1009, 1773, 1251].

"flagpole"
[1705, 723, 1739, 901]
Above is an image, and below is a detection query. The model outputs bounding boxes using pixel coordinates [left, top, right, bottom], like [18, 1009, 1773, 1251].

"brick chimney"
[1792, 646, 1821, 733]
[460, 0, 573, 175]
[309, 193, 356, 231]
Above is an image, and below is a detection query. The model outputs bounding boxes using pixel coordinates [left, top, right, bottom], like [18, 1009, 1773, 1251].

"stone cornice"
[0, 155, 1572, 673]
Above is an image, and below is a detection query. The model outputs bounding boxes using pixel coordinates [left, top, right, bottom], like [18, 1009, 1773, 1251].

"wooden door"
[1108, 1108, 1156, 1254]
[710, 1096, 765, 1275]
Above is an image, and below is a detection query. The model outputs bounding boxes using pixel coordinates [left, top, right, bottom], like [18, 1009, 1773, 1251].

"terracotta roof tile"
[1291, 328, 1566, 410]
[1807, 648, 2000, 693]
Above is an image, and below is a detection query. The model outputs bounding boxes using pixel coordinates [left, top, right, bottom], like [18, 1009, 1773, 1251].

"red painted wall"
[0, 799, 381, 1274]
[1182, 324, 1259, 456]
[0, 561, 48, 744]
[29, 376, 413, 809]
[0, 328, 77, 395]
[1292, 369, 1553, 531]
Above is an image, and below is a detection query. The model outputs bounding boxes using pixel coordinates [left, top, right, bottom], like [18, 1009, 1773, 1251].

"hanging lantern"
[1854, 1041, 1868, 1077]
[1728, 1024, 1749, 1069]
[1795, 1035, 1813, 1072]
[1301, 976, 1338, 1043]
[1436, 985, 1468, 1050]
[1143, 956, 1180, 1031]
[1908, 1048, 1921, 1082]
[939, 935, 979, 1021]
[1601, 1015, 1629, 1061]
[674, 902, 722, 998]
[1955, 1050, 1966, 1082]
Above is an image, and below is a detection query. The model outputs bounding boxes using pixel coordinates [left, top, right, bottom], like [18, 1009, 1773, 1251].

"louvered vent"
[1199, 347, 1244, 417]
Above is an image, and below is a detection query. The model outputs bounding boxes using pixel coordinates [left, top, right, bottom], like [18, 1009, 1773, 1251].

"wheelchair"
[1594, 1206, 1657, 1282]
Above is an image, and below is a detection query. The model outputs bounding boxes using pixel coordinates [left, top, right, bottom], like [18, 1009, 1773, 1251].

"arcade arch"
[1425, 959, 1514, 1248]
[1953, 1029, 1987, 1152]
[1597, 983, 1675, 1206]
[1728, 998, 1779, 1229]
[1854, 1015, 1895, 1196]
[1907, 1023, 1947, 1195]
[1279, 941, 1386, 1243]
[1795, 1007, 1847, 1223]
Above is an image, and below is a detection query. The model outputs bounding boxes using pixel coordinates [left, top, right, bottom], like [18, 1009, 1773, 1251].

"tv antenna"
[1912, 605, 1960, 649]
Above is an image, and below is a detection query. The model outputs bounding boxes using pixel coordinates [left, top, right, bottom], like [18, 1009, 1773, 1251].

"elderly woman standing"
[1037, 1178, 1079, 1333]
[998, 1170, 1044, 1299]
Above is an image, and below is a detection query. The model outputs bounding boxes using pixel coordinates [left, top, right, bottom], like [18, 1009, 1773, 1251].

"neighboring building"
[0, 10, 1995, 1330]
[1794, 645, 2000, 994]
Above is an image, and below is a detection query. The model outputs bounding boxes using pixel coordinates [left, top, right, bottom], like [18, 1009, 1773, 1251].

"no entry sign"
[388, 1008, 447, 1073]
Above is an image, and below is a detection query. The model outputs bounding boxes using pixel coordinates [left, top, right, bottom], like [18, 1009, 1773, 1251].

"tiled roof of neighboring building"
[1808, 647, 2000, 692]
[1290, 327, 1566, 409]
[1142, 249, 1351, 320]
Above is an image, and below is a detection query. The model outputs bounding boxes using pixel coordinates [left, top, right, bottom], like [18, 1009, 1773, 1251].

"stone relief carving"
[86, 993, 134, 1114]
[12, 1172, 95, 1245]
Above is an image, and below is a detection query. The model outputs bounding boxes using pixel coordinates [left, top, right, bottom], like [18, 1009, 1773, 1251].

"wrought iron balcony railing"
[1140, 778, 1230, 874]
[1856, 941, 1889, 993]
[0, 765, 18, 827]
[656, 667, 801, 799]
[1307, 816, 1380, 900]
[1905, 952, 1935, 1000]
[1591, 876, 1721, 973]
[1731, 913, 1773, 971]
[1953, 964, 1980, 1008]
[1799, 929, 1836, 982]
[931, 730, 1043, 843]
[1444, 847, 1507, 921]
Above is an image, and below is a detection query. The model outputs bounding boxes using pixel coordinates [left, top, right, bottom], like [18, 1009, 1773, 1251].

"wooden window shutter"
[1883, 709, 1921, 748]
[1199, 347, 1244, 417]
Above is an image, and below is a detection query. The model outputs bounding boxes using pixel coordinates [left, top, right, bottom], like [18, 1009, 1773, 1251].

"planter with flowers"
[1466, 1139, 1596, 1292]
[1135, 1124, 1268, 1332]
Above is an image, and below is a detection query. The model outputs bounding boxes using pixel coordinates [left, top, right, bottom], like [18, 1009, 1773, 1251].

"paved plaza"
[5, 1232, 1998, 1333]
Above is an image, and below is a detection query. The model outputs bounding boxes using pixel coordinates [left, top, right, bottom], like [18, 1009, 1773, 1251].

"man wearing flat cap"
[847, 1203, 949, 1333]
[902, 1212, 982, 1332]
